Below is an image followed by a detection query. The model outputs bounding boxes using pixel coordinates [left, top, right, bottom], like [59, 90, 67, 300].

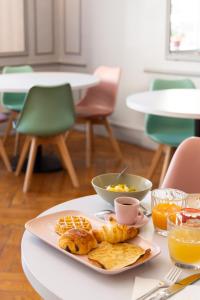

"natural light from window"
[170, 0, 200, 54]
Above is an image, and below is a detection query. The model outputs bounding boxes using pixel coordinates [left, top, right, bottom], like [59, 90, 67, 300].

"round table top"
[0, 72, 99, 92]
[127, 89, 200, 119]
[21, 194, 199, 300]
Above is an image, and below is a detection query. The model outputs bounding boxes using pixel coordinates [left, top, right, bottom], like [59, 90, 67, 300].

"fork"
[135, 266, 182, 300]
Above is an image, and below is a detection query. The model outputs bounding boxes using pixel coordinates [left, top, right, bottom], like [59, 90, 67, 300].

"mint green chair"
[146, 79, 195, 185]
[2, 65, 33, 153]
[15, 84, 79, 193]
[2, 65, 33, 111]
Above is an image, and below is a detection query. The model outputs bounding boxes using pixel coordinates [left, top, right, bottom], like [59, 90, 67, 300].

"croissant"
[92, 222, 138, 244]
[59, 228, 97, 255]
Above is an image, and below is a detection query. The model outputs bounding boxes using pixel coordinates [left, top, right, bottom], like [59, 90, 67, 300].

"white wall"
[58, 0, 200, 148]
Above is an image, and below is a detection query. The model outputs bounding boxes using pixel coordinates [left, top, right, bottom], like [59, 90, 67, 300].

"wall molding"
[64, 0, 82, 56]
[0, 0, 29, 58]
[34, 0, 55, 55]
[144, 68, 200, 78]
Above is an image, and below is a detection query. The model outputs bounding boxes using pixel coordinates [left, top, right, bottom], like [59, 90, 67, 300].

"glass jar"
[151, 189, 187, 236]
[168, 208, 200, 269]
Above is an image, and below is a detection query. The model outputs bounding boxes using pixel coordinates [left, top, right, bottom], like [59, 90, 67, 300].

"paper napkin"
[132, 276, 200, 300]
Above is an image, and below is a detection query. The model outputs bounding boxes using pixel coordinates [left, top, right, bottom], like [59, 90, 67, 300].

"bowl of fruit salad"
[91, 173, 152, 206]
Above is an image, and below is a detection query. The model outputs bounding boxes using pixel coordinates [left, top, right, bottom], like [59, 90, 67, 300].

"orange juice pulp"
[152, 203, 182, 230]
[168, 227, 200, 264]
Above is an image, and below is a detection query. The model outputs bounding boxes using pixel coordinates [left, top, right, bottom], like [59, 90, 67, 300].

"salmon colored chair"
[162, 137, 200, 193]
[76, 66, 122, 167]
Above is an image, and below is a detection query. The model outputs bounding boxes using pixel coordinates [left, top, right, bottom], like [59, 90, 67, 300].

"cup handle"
[137, 210, 144, 222]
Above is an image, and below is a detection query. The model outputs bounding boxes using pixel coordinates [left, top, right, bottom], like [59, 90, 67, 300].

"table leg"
[12, 145, 62, 173]
[195, 120, 200, 137]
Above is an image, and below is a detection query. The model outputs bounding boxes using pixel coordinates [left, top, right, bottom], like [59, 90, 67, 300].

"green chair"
[15, 84, 79, 193]
[2, 65, 33, 153]
[146, 79, 195, 185]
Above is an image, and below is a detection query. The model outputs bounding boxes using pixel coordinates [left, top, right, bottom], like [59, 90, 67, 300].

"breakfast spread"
[106, 184, 136, 192]
[55, 214, 149, 270]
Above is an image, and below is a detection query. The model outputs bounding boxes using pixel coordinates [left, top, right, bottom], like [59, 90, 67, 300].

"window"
[167, 0, 200, 61]
[0, 0, 27, 56]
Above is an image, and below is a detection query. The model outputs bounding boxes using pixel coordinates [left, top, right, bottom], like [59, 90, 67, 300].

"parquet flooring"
[0, 130, 161, 299]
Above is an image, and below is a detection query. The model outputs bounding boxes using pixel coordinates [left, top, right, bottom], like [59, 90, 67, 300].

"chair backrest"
[145, 79, 195, 135]
[2, 65, 33, 107]
[16, 84, 75, 137]
[78, 66, 121, 113]
[161, 137, 200, 193]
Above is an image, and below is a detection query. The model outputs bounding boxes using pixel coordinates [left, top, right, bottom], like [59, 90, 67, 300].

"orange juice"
[152, 203, 182, 230]
[168, 227, 200, 264]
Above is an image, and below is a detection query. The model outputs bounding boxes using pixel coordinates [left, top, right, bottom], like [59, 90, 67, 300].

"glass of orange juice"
[151, 189, 187, 236]
[168, 209, 200, 269]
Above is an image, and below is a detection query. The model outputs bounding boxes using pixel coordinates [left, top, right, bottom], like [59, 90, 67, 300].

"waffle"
[55, 215, 92, 235]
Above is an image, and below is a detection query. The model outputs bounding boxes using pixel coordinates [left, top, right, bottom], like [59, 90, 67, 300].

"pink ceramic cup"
[114, 197, 144, 225]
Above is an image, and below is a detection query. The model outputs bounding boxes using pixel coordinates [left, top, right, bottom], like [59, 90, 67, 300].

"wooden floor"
[0, 130, 161, 300]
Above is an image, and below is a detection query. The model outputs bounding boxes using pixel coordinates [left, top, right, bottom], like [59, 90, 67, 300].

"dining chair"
[146, 79, 195, 185]
[2, 65, 33, 155]
[76, 66, 122, 167]
[162, 137, 200, 193]
[0, 112, 12, 172]
[15, 84, 79, 193]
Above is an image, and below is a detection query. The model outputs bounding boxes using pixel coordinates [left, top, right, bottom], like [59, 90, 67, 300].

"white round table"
[127, 89, 200, 136]
[0, 72, 99, 92]
[0, 71, 99, 172]
[21, 194, 199, 300]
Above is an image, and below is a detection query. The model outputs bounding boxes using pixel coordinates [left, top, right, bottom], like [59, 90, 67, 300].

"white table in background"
[0, 72, 99, 92]
[21, 194, 199, 300]
[126, 89, 200, 136]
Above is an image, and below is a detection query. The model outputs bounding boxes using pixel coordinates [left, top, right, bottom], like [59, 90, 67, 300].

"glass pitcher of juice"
[168, 208, 200, 269]
[151, 189, 187, 236]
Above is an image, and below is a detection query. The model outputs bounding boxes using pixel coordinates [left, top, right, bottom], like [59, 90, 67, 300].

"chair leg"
[15, 137, 31, 176]
[64, 131, 70, 142]
[147, 144, 164, 179]
[86, 120, 93, 167]
[103, 118, 123, 160]
[56, 135, 79, 188]
[14, 133, 20, 156]
[3, 113, 14, 144]
[159, 146, 173, 186]
[0, 139, 12, 172]
[23, 137, 38, 193]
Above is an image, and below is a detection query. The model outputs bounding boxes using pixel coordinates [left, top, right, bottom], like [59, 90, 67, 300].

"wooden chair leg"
[159, 146, 173, 186]
[86, 120, 93, 167]
[147, 144, 164, 179]
[56, 135, 79, 188]
[0, 139, 12, 172]
[23, 137, 38, 193]
[64, 131, 70, 142]
[103, 118, 123, 160]
[14, 133, 20, 156]
[15, 137, 31, 176]
[3, 113, 13, 144]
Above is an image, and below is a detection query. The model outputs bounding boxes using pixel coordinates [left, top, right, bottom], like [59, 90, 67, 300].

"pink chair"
[76, 66, 122, 167]
[162, 137, 200, 193]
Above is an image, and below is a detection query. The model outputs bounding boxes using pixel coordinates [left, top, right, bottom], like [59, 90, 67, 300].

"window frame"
[0, 0, 28, 57]
[166, 0, 200, 62]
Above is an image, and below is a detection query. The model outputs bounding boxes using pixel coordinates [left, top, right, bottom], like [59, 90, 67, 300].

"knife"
[149, 273, 200, 300]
